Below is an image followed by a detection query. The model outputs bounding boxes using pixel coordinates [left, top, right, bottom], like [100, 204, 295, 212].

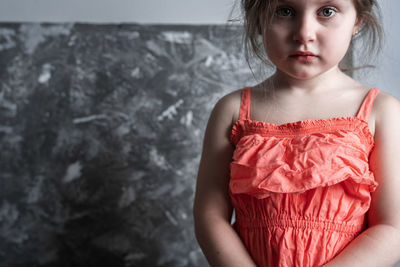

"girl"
[193, 0, 400, 266]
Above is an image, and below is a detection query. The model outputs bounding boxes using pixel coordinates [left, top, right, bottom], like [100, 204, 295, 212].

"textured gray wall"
[0, 23, 255, 267]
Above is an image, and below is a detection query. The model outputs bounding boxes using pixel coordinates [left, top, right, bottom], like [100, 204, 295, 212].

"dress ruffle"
[230, 119, 377, 199]
[230, 117, 374, 148]
[230, 162, 377, 199]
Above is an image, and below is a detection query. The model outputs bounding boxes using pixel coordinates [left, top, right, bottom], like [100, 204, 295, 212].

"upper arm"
[368, 91, 400, 229]
[193, 90, 240, 223]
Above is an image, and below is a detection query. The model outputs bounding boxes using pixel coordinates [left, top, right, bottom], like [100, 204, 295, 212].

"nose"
[292, 12, 317, 43]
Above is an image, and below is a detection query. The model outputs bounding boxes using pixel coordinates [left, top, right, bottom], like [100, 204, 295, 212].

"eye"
[318, 7, 337, 18]
[275, 7, 295, 17]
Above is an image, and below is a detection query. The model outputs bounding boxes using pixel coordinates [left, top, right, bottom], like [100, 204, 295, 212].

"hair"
[228, 0, 384, 81]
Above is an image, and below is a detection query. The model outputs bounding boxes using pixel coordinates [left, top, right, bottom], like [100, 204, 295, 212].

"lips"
[290, 51, 317, 56]
[289, 51, 317, 63]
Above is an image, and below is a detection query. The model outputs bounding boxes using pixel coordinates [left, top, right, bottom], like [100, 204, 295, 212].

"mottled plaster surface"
[0, 23, 255, 267]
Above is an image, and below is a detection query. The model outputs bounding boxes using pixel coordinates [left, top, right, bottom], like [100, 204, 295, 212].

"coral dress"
[229, 87, 379, 267]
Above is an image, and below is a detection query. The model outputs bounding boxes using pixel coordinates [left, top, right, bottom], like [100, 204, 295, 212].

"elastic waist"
[235, 216, 365, 234]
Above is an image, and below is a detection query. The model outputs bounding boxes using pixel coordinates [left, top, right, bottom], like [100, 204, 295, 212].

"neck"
[270, 65, 350, 95]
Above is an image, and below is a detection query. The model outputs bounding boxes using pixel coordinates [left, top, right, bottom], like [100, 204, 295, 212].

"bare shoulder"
[211, 88, 242, 128]
[373, 90, 400, 125]
[370, 90, 400, 142]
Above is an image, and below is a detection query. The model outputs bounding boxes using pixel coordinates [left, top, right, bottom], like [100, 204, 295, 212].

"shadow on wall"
[0, 23, 255, 267]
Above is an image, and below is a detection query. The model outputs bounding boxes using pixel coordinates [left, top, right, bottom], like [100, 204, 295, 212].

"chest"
[250, 91, 376, 137]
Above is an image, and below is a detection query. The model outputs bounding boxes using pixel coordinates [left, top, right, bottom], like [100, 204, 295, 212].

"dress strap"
[239, 87, 251, 120]
[355, 88, 380, 121]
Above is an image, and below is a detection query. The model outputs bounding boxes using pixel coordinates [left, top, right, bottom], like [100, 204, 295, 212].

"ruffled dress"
[229, 87, 380, 267]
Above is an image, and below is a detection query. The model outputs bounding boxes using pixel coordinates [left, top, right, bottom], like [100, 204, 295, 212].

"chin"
[283, 65, 333, 80]
[286, 71, 319, 80]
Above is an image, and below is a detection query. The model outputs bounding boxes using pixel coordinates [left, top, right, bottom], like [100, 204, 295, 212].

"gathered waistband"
[235, 215, 366, 234]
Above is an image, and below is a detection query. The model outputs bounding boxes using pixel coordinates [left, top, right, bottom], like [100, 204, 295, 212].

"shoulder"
[370, 89, 400, 144]
[210, 88, 242, 128]
[373, 90, 400, 127]
[201, 88, 243, 151]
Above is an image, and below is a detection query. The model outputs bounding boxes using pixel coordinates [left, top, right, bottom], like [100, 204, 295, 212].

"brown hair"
[229, 0, 384, 79]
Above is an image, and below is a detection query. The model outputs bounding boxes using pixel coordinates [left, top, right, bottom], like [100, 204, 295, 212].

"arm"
[323, 92, 400, 267]
[193, 93, 257, 267]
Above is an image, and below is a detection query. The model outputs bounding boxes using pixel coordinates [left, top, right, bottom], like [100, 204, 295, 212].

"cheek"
[268, 25, 289, 39]
[321, 31, 352, 57]
[264, 29, 286, 53]
[264, 40, 283, 61]
[322, 21, 354, 48]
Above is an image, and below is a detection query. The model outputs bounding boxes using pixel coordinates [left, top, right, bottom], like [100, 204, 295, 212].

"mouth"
[290, 51, 317, 57]
[289, 51, 318, 62]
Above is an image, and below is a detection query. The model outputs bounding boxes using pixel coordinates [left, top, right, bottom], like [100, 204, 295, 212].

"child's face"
[263, 0, 361, 80]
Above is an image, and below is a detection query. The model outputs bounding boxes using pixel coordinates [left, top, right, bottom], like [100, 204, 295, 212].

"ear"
[353, 17, 363, 35]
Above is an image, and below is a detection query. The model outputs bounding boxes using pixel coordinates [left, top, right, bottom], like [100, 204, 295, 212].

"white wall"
[0, 0, 234, 24]
[360, 0, 400, 99]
